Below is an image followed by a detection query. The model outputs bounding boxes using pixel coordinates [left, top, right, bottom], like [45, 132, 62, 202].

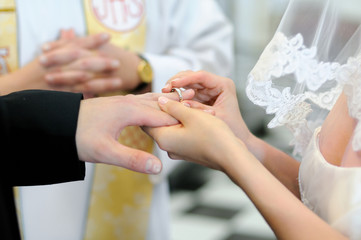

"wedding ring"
[171, 88, 183, 102]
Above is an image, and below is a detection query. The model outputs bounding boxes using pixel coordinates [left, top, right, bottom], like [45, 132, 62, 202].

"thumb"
[60, 28, 76, 40]
[106, 139, 163, 174]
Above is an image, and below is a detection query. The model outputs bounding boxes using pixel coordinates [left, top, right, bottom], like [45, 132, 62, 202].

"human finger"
[127, 98, 180, 127]
[137, 89, 195, 105]
[63, 57, 120, 72]
[45, 71, 94, 86]
[71, 78, 123, 94]
[183, 100, 216, 115]
[73, 32, 110, 49]
[157, 97, 199, 125]
[42, 32, 110, 52]
[103, 139, 162, 174]
[42, 39, 69, 52]
[39, 48, 91, 67]
[60, 28, 76, 40]
[42, 29, 76, 52]
[142, 125, 182, 153]
[161, 71, 194, 92]
[167, 88, 194, 101]
[162, 71, 218, 92]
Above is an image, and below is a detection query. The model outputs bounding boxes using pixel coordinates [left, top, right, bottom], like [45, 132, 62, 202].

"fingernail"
[183, 89, 193, 95]
[111, 60, 120, 68]
[171, 78, 181, 84]
[183, 102, 190, 107]
[145, 158, 162, 174]
[158, 96, 169, 105]
[162, 83, 170, 90]
[39, 55, 47, 64]
[42, 43, 51, 51]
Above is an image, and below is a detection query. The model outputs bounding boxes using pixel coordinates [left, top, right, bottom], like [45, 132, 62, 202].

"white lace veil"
[246, 0, 361, 158]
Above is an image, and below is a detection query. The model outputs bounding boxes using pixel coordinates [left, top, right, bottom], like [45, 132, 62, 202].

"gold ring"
[171, 88, 183, 102]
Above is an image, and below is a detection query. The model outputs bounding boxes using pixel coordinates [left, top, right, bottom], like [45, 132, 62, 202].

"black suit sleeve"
[0, 90, 85, 186]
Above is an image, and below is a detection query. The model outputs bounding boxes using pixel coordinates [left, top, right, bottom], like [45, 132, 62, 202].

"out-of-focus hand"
[39, 31, 122, 95]
[40, 30, 144, 95]
[144, 96, 246, 171]
[75, 89, 194, 174]
[162, 70, 251, 141]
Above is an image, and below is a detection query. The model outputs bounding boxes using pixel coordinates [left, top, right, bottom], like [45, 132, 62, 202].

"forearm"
[0, 58, 48, 96]
[246, 134, 301, 197]
[232, 118, 301, 197]
[223, 146, 346, 240]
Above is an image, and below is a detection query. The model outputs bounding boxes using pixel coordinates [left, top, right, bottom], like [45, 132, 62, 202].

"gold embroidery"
[83, 1, 153, 239]
[0, 0, 18, 75]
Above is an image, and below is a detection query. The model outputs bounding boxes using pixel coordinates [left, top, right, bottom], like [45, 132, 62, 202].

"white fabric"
[246, 0, 361, 157]
[299, 128, 361, 239]
[15, 0, 233, 240]
[246, 0, 361, 238]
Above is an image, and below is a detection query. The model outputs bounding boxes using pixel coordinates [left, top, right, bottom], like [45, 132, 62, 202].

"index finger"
[137, 89, 195, 103]
[104, 138, 163, 174]
[162, 71, 219, 93]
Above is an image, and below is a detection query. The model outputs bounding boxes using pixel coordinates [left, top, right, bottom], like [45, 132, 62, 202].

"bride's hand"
[162, 70, 251, 141]
[144, 96, 247, 171]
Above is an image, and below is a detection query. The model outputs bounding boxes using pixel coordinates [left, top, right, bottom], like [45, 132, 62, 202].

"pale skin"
[76, 89, 194, 175]
[39, 29, 146, 95]
[145, 70, 360, 239]
[0, 31, 112, 96]
[0, 28, 184, 173]
[0, 30, 145, 97]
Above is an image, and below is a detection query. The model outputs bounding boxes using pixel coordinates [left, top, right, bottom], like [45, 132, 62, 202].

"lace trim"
[246, 32, 344, 156]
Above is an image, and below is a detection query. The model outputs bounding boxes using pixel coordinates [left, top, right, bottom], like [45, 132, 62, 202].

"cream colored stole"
[83, 1, 154, 240]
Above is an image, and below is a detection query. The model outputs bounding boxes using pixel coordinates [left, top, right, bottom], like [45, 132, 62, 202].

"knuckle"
[127, 152, 141, 170]
[78, 72, 89, 82]
[71, 49, 81, 59]
[81, 82, 93, 92]
[225, 77, 236, 88]
[195, 70, 208, 80]
[79, 59, 90, 70]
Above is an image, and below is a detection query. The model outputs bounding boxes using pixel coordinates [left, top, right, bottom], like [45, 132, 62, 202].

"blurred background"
[168, 1, 292, 240]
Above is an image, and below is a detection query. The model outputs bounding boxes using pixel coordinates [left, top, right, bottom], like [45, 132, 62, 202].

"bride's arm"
[246, 134, 301, 197]
[146, 97, 347, 240]
[224, 141, 346, 240]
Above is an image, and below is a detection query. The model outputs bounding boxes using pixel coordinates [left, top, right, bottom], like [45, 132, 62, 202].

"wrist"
[245, 133, 267, 163]
[133, 54, 153, 93]
[221, 139, 252, 176]
[20, 58, 48, 89]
